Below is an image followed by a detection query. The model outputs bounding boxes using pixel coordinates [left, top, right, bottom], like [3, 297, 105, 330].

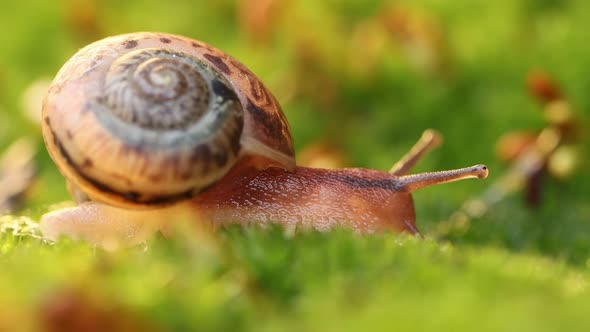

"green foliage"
[2, 224, 590, 331]
[0, 0, 589, 330]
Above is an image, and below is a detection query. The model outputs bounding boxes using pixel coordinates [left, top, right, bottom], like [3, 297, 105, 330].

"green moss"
[2, 224, 590, 331]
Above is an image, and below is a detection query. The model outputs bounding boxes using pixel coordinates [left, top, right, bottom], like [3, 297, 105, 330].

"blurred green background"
[0, 0, 589, 331]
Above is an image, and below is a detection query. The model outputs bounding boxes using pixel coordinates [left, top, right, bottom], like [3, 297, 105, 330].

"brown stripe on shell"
[246, 98, 292, 156]
[220, 55, 294, 156]
[203, 54, 231, 75]
[224, 56, 273, 106]
[187, 107, 244, 177]
[149, 174, 164, 183]
[82, 158, 93, 168]
[213, 147, 228, 167]
[124, 40, 138, 49]
[160, 154, 182, 180]
[49, 126, 203, 206]
[109, 172, 133, 187]
[226, 56, 251, 77]
[124, 191, 140, 201]
[190, 144, 212, 174]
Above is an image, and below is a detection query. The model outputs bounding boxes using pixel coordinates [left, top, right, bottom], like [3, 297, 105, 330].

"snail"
[40, 32, 488, 248]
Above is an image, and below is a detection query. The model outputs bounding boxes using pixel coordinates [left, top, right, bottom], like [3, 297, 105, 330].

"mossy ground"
[0, 0, 589, 331]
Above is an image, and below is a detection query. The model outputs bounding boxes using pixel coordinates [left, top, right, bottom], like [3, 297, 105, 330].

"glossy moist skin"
[40, 157, 488, 247]
[41, 161, 420, 249]
[192, 158, 419, 234]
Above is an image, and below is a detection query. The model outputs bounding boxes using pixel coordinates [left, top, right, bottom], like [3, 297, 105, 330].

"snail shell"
[42, 32, 295, 208]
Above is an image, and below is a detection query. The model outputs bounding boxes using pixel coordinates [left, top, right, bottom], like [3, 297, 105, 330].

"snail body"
[40, 32, 488, 248]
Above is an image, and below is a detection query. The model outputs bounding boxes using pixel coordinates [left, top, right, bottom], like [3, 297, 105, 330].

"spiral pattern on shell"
[42, 36, 245, 207]
[104, 48, 212, 130]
